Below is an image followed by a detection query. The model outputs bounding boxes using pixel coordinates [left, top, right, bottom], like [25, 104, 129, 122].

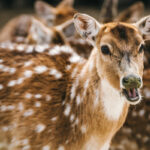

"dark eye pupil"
[101, 45, 110, 55]
[139, 44, 144, 53]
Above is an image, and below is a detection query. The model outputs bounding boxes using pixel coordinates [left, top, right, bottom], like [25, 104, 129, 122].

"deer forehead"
[99, 23, 143, 46]
[97, 23, 143, 52]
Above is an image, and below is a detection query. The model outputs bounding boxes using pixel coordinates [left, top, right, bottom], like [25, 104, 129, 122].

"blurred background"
[0, 0, 150, 27]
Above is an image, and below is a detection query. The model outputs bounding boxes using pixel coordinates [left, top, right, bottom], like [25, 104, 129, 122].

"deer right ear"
[34, 1, 56, 26]
[73, 13, 102, 45]
[135, 16, 150, 39]
[58, 0, 74, 8]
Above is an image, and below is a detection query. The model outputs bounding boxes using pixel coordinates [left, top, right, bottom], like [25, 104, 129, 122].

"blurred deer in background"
[0, 0, 76, 43]
[0, 13, 149, 150]
[99, 0, 144, 23]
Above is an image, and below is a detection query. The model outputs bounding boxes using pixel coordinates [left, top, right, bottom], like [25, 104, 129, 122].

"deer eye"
[101, 45, 111, 55]
[139, 44, 144, 53]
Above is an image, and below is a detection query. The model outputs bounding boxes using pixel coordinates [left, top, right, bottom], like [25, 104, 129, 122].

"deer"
[115, 1, 144, 23]
[0, 0, 76, 43]
[0, 12, 149, 150]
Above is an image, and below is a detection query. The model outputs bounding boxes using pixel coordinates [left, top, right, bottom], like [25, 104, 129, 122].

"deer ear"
[135, 16, 150, 38]
[73, 13, 101, 45]
[28, 18, 52, 44]
[115, 1, 144, 23]
[56, 19, 76, 37]
[58, 0, 74, 7]
[34, 1, 56, 26]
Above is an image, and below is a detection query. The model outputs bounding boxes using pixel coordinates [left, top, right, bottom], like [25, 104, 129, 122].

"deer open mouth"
[122, 88, 140, 103]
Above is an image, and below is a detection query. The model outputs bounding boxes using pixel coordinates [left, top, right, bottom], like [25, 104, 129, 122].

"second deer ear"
[56, 19, 76, 38]
[135, 16, 150, 40]
[28, 18, 53, 44]
[34, 1, 56, 26]
[74, 13, 102, 45]
[58, 0, 74, 8]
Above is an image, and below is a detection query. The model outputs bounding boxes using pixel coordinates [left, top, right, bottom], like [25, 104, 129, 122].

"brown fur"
[0, 18, 144, 149]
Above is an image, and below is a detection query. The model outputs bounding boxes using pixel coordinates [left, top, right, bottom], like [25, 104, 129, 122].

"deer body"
[0, 13, 149, 150]
[0, 45, 128, 150]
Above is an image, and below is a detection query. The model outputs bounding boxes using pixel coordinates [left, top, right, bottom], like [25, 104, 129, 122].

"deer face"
[74, 14, 150, 105]
[34, 0, 76, 26]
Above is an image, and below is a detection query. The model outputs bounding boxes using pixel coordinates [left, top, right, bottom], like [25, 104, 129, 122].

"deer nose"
[122, 75, 142, 89]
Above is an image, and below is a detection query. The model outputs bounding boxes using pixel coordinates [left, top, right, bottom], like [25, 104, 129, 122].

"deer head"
[34, 0, 76, 26]
[74, 13, 150, 104]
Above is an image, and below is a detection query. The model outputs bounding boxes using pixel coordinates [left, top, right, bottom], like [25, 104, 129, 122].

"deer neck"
[69, 47, 129, 138]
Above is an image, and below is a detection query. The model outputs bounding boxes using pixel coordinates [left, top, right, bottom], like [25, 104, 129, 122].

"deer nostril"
[122, 75, 142, 89]
[122, 77, 129, 85]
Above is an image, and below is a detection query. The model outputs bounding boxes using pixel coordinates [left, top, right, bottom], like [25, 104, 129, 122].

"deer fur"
[0, 0, 76, 43]
[0, 13, 149, 150]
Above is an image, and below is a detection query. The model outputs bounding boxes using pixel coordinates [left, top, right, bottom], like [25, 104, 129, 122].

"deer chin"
[122, 88, 141, 105]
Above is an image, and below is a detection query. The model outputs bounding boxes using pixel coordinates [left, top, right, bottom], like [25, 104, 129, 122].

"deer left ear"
[135, 16, 150, 38]
[74, 13, 102, 45]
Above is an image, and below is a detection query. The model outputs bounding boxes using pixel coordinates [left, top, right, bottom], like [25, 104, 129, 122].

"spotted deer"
[0, 13, 149, 150]
[0, 0, 76, 43]
[34, 0, 76, 26]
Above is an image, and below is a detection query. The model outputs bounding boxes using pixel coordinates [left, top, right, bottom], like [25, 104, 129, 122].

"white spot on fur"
[22, 145, 31, 150]
[17, 45, 24, 51]
[0, 59, 3, 63]
[49, 69, 62, 79]
[3, 66, 9, 72]
[80, 125, 87, 134]
[71, 67, 78, 78]
[0, 84, 3, 90]
[46, 95, 51, 101]
[1, 105, 7, 111]
[18, 102, 24, 111]
[143, 88, 150, 98]
[76, 94, 81, 105]
[66, 65, 71, 71]
[101, 79, 125, 120]
[2, 126, 9, 132]
[49, 46, 61, 55]
[25, 93, 32, 99]
[7, 105, 15, 111]
[75, 118, 79, 125]
[42, 145, 50, 150]
[16, 77, 24, 85]
[34, 65, 48, 74]
[58, 146, 65, 150]
[24, 70, 33, 78]
[70, 114, 75, 122]
[26, 45, 34, 53]
[70, 78, 79, 100]
[35, 45, 45, 53]
[139, 109, 145, 117]
[9, 68, 16, 74]
[24, 61, 33, 67]
[69, 54, 81, 63]
[35, 102, 41, 107]
[64, 104, 71, 116]
[0, 64, 4, 70]
[8, 80, 16, 87]
[23, 109, 34, 117]
[36, 124, 46, 133]
[51, 117, 57, 122]
[22, 139, 29, 145]
[84, 136, 109, 150]
[35, 94, 42, 99]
